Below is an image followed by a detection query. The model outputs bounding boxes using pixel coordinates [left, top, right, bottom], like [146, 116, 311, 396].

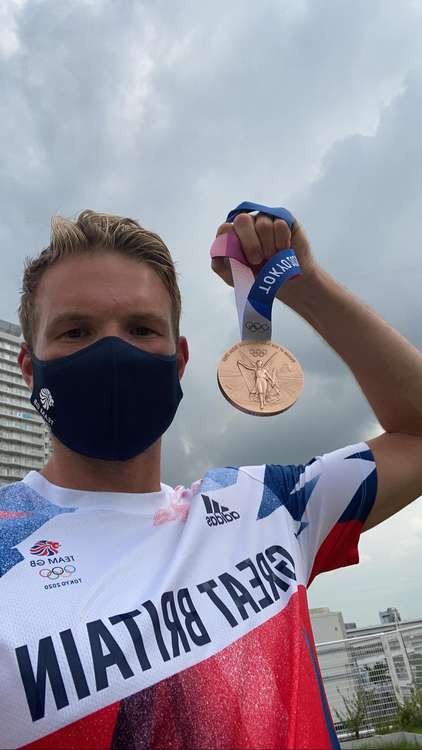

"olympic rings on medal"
[245, 321, 270, 333]
[39, 565, 76, 579]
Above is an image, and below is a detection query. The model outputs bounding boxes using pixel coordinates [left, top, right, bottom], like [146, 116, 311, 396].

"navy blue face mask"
[29, 336, 183, 461]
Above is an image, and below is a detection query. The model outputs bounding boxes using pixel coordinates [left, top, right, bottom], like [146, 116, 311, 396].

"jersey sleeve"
[261, 441, 378, 586]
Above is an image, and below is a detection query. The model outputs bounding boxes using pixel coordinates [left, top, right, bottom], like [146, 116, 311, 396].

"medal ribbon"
[210, 201, 303, 341]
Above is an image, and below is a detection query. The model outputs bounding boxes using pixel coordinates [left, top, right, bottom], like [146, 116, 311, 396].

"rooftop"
[0, 319, 21, 337]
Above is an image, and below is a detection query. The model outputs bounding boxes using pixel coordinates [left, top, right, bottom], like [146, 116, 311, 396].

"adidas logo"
[201, 495, 240, 527]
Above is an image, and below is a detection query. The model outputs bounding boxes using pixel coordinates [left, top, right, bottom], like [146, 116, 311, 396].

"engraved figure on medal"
[237, 349, 281, 410]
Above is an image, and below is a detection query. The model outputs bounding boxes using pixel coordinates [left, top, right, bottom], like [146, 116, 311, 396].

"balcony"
[316, 625, 422, 742]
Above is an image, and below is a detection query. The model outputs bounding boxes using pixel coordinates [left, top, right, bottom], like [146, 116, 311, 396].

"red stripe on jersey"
[308, 520, 362, 586]
[19, 589, 337, 750]
[20, 700, 121, 750]
[111, 586, 335, 750]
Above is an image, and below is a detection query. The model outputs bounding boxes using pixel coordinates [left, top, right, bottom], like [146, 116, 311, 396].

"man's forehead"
[36, 253, 173, 321]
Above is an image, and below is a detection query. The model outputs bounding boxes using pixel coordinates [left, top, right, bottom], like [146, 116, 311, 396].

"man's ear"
[18, 343, 33, 390]
[177, 336, 189, 379]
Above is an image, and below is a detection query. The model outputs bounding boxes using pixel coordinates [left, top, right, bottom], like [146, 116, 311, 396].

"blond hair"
[18, 210, 181, 348]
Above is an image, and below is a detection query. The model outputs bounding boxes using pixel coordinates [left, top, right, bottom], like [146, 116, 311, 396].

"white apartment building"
[345, 609, 422, 693]
[310, 608, 357, 723]
[0, 318, 50, 485]
[312, 606, 422, 734]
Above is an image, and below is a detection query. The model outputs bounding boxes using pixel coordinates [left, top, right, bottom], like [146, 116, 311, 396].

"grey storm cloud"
[1, 0, 422, 624]
[166, 67, 422, 486]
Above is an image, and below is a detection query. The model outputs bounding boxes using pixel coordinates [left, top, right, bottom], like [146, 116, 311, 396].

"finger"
[274, 219, 291, 250]
[232, 213, 263, 266]
[211, 256, 233, 287]
[216, 222, 235, 237]
[255, 213, 276, 260]
[290, 217, 305, 245]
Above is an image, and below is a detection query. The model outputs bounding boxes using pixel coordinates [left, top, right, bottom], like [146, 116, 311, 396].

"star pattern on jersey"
[199, 467, 239, 494]
[257, 464, 322, 537]
[0, 483, 76, 576]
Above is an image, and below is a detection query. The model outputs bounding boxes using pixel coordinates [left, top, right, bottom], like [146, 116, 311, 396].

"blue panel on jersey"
[0, 482, 76, 576]
[258, 464, 321, 536]
[199, 467, 239, 494]
[294, 520, 309, 539]
[302, 628, 341, 749]
[338, 466, 377, 523]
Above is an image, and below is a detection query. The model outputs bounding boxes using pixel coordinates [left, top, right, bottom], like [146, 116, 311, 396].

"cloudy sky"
[1, 0, 422, 629]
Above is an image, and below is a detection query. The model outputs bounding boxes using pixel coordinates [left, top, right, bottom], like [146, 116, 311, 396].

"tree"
[335, 686, 375, 740]
[396, 687, 422, 730]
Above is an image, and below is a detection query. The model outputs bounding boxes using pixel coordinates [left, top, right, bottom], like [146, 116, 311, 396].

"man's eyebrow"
[46, 312, 170, 332]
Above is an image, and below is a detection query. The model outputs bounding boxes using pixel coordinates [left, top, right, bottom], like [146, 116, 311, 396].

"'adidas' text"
[201, 494, 240, 527]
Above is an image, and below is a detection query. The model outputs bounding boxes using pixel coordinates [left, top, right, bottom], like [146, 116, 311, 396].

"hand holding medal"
[210, 201, 305, 416]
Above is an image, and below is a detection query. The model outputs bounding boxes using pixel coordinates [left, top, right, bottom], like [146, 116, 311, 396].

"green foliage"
[360, 743, 422, 749]
[396, 688, 422, 731]
[373, 715, 400, 735]
[335, 685, 375, 740]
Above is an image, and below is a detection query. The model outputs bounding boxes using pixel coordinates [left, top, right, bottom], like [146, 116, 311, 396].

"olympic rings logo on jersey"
[39, 565, 76, 579]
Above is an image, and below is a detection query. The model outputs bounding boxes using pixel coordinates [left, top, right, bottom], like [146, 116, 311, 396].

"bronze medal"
[217, 340, 304, 416]
[210, 208, 304, 416]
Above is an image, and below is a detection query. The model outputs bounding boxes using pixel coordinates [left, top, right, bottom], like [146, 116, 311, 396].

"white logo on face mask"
[40, 388, 54, 410]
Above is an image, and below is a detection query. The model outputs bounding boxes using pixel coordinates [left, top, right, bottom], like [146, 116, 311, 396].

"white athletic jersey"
[0, 441, 377, 750]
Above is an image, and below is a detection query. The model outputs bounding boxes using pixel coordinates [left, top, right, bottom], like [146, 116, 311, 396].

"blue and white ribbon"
[211, 201, 303, 342]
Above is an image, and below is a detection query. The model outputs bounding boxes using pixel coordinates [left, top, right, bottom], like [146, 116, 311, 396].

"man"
[1, 207, 421, 750]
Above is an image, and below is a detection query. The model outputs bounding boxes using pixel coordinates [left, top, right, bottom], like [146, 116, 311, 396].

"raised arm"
[212, 210, 422, 531]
